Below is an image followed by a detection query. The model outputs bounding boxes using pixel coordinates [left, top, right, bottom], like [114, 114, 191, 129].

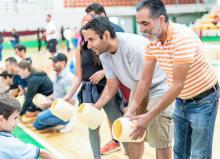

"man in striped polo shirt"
[127, 0, 219, 159]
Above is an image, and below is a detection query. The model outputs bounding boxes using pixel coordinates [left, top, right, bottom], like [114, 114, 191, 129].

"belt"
[179, 82, 219, 102]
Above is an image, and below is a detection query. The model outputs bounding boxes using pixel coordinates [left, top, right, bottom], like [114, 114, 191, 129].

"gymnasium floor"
[2, 45, 220, 159]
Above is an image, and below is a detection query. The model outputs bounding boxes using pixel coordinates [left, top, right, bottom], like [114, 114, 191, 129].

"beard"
[146, 33, 158, 42]
[145, 23, 162, 42]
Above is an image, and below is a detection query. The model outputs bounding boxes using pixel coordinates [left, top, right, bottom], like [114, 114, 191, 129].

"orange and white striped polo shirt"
[145, 22, 218, 99]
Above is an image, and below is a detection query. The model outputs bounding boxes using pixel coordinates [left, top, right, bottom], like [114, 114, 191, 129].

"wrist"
[146, 111, 155, 121]
[126, 107, 136, 115]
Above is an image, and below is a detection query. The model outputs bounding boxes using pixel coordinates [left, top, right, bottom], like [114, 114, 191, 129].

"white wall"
[0, 0, 216, 31]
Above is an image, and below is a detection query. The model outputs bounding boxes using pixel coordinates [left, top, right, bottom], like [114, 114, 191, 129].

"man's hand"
[129, 113, 152, 140]
[93, 103, 102, 110]
[63, 94, 71, 101]
[40, 99, 52, 109]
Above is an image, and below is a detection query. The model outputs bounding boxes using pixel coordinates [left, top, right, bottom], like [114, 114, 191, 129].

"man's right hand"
[63, 94, 71, 101]
[40, 99, 52, 109]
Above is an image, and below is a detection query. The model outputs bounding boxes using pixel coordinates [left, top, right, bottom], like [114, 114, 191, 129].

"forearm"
[20, 101, 29, 115]
[128, 80, 149, 113]
[95, 83, 118, 109]
[148, 84, 183, 120]
[136, 94, 149, 115]
[67, 77, 81, 98]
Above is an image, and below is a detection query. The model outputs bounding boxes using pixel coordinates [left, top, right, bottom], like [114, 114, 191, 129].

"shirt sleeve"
[99, 54, 117, 79]
[20, 78, 40, 115]
[0, 137, 40, 159]
[144, 44, 156, 61]
[173, 34, 197, 64]
[15, 139, 40, 159]
[62, 75, 74, 94]
[128, 47, 145, 81]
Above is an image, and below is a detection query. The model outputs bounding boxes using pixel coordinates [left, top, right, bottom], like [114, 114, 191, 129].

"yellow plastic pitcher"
[112, 117, 146, 142]
[32, 93, 48, 108]
[75, 103, 105, 130]
[50, 99, 75, 122]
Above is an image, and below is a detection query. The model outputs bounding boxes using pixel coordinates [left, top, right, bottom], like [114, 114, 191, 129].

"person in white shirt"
[45, 14, 57, 56]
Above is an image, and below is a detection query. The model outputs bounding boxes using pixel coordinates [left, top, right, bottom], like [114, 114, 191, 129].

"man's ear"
[159, 15, 166, 24]
[100, 13, 105, 17]
[103, 31, 110, 40]
[0, 115, 5, 123]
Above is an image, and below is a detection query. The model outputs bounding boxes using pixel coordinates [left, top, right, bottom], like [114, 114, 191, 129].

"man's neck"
[109, 38, 118, 54]
[159, 22, 169, 44]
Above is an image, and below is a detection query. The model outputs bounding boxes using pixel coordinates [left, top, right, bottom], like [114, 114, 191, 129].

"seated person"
[0, 70, 18, 96]
[33, 53, 75, 130]
[0, 93, 55, 159]
[16, 60, 53, 117]
[5, 57, 27, 96]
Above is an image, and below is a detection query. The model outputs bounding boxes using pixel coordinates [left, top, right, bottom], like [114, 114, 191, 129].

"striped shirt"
[145, 22, 218, 99]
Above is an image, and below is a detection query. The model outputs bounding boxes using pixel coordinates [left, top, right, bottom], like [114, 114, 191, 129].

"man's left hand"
[129, 113, 152, 140]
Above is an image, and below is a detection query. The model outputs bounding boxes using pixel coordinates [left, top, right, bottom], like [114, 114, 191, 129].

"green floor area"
[12, 126, 45, 158]
[201, 36, 220, 42]
[12, 126, 44, 148]
[12, 126, 45, 149]
[1, 36, 220, 49]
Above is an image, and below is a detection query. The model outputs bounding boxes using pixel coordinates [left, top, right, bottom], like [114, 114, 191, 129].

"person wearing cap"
[16, 60, 53, 117]
[33, 53, 75, 131]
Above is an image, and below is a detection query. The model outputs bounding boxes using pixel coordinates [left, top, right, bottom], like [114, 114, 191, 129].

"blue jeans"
[33, 109, 68, 130]
[173, 88, 219, 159]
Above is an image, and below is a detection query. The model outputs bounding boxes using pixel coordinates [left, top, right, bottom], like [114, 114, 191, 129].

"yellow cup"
[112, 117, 146, 142]
[75, 103, 105, 130]
[50, 99, 75, 122]
[32, 93, 48, 108]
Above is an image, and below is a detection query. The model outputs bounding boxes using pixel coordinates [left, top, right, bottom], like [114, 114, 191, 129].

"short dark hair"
[136, 0, 168, 22]
[0, 71, 13, 79]
[5, 57, 17, 64]
[47, 14, 51, 18]
[82, 17, 116, 39]
[0, 93, 21, 119]
[85, 3, 106, 16]
[15, 44, 26, 53]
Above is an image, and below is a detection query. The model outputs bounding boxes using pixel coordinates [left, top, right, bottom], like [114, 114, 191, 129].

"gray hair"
[136, 0, 169, 22]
